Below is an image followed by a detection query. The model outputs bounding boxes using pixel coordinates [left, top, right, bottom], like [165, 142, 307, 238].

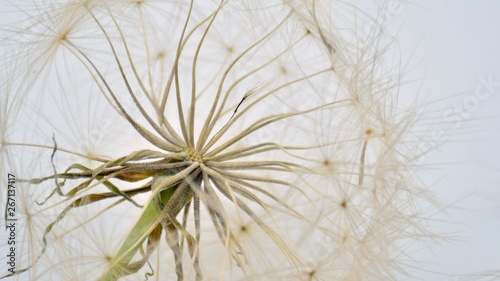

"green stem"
[99, 187, 175, 281]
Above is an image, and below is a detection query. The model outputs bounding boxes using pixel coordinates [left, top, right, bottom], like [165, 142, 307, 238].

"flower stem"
[99, 187, 176, 281]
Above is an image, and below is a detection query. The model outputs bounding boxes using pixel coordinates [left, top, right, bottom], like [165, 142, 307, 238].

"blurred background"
[389, 1, 500, 280]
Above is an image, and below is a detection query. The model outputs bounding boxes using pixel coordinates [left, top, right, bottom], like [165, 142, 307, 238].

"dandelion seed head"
[0, 0, 440, 280]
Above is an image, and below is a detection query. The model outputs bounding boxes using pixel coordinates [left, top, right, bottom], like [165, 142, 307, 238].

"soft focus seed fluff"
[1, 1, 433, 280]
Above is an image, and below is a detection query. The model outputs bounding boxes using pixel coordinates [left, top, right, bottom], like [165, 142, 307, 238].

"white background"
[392, 1, 500, 280]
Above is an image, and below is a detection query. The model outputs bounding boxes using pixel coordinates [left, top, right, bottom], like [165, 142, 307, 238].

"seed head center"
[184, 147, 203, 163]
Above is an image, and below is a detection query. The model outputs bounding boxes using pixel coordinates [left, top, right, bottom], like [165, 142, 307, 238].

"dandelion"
[1, 1, 433, 280]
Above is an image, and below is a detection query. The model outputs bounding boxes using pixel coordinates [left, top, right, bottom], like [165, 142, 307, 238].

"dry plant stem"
[159, 1, 219, 122]
[359, 139, 369, 187]
[197, 11, 293, 150]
